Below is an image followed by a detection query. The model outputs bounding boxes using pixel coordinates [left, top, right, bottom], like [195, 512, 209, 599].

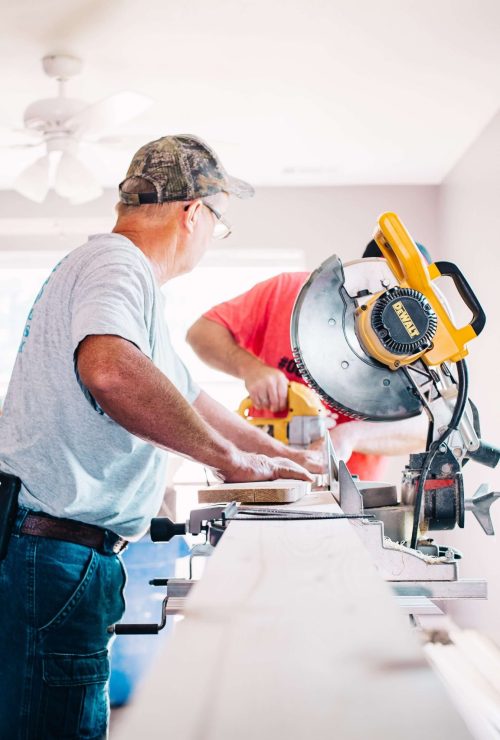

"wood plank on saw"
[198, 478, 311, 504]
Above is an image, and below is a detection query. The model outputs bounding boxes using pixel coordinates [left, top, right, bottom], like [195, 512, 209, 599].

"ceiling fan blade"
[65, 92, 152, 139]
[13, 154, 51, 203]
[54, 152, 103, 204]
[0, 127, 44, 148]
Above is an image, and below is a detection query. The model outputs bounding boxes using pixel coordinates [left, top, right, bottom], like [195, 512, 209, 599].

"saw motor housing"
[355, 212, 485, 369]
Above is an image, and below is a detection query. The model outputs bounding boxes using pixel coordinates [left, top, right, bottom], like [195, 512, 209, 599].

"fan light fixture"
[8, 55, 152, 205]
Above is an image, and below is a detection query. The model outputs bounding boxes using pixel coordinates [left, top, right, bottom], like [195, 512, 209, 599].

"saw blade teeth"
[291, 345, 367, 421]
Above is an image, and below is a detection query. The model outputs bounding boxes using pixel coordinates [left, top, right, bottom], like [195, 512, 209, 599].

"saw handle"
[433, 261, 486, 337]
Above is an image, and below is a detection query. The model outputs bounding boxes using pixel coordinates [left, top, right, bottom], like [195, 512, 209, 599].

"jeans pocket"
[38, 547, 99, 633]
[40, 650, 110, 740]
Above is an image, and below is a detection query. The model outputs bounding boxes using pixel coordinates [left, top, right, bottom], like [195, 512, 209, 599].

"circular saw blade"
[291, 255, 423, 421]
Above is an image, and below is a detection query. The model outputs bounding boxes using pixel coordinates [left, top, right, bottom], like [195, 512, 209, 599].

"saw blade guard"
[290, 255, 424, 421]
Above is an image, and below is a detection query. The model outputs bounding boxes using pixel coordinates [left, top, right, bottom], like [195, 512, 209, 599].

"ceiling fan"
[4, 54, 152, 204]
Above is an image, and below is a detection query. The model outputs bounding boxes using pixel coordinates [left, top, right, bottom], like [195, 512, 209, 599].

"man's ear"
[183, 200, 203, 234]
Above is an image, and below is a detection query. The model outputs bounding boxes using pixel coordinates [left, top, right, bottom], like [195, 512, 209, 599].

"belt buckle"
[112, 537, 128, 554]
[103, 530, 128, 555]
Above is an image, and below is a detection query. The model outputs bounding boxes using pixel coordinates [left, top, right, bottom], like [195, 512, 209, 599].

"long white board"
[112, 492, 471, 739]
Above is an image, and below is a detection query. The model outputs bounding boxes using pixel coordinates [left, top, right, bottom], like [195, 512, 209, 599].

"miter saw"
[291, 211, 500, 594]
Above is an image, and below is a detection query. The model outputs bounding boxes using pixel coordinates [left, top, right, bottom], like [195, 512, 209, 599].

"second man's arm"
[187, 317, 289, 412]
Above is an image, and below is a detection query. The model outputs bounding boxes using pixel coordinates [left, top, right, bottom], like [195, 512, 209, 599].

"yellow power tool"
[237, 381, 326, 447]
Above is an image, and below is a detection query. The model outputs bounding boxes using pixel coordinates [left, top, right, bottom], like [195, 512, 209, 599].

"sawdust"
[382, 537, 451, 564]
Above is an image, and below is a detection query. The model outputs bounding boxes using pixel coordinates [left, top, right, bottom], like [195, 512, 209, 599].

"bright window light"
[0, 255, 58, 402]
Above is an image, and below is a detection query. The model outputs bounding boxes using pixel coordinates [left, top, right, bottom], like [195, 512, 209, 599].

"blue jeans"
[0, 507, 126, 739]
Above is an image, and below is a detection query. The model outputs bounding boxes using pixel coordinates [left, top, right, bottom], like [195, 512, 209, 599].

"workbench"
[111, 488, 472, 739]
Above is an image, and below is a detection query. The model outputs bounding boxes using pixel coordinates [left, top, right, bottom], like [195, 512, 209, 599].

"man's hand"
[244, 366, 289, 412]
[285, 443, 326, 474]
[216, 450, 314, 484]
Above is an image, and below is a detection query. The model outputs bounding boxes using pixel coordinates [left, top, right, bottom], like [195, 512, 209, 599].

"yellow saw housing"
[355, 212, 486, 370]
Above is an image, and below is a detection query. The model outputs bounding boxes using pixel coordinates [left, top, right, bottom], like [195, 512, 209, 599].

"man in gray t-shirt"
[0, 234, 201, 537]
[0, 135, 320, 739]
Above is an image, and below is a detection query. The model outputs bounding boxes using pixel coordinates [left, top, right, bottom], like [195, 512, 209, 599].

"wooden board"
[198, 478, 311, 504]
[113, 488, 471, 740]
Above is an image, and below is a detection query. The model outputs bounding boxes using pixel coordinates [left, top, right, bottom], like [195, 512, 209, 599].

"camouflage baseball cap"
[119, 134, 254, 205]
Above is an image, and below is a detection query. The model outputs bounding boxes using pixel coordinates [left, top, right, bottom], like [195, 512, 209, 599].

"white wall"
[436, 110, 500, 641]
[0, 185, 439, 267]
[227, 185, 439, 268]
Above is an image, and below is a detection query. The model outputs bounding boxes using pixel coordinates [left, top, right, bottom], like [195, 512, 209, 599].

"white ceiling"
[1, 0, 499, 189]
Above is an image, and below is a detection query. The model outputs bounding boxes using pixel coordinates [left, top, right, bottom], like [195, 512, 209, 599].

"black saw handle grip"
[434, 261, 486, 336]
[468, 440, 500, 469]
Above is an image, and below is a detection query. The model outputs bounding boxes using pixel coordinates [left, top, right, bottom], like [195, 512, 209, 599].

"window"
[0, 252, 63, 403]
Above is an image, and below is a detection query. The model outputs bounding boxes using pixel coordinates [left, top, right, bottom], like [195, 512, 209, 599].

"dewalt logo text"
[392, 301, 420, 338]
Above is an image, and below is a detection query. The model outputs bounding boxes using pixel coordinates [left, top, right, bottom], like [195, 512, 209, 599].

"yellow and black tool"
[355, 212, 486, 370]
[237, 381, 326, 447]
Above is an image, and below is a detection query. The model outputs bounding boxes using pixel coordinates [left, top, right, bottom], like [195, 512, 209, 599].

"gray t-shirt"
[0, 234, 199, 537]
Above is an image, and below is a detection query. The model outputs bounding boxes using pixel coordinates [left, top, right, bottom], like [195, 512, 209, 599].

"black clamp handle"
[109, 594, 169, 635]
[113, 623, 160, 635]
[150, 517, 186, 543]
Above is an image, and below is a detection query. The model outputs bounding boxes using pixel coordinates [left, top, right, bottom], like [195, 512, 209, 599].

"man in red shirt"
[187, 242, 429, 480]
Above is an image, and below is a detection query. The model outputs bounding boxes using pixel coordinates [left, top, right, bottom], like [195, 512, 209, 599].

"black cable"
[409, 359, 469, 550]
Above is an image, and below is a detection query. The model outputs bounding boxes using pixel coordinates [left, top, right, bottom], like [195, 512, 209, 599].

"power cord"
[409, 359, 469, 550]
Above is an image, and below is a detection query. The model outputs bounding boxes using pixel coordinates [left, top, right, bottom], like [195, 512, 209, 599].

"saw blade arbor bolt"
[341, 361, 349, 369]
[328, 318, 336, 325]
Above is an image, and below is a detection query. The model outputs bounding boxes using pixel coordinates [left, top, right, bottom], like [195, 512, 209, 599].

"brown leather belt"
[21, 512, 128, 555]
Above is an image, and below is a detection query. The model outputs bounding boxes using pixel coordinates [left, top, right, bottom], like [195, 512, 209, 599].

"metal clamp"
[108, 578, 194, 635]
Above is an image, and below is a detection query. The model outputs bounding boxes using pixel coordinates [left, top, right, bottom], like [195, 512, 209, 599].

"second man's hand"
[244, 365, 289, 412]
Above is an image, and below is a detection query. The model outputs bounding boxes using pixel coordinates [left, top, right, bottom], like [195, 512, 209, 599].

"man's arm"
[330, 415, 429, 461]
[193, 390, 324, 473]
[186, 317, 288, 411]
[76, 334, 312, 483]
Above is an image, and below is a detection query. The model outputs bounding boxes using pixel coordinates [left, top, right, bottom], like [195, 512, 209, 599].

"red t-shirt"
[203, 272, 386, 480]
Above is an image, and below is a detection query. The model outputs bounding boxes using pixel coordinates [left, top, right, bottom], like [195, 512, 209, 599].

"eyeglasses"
[202, 201, 232, 240]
